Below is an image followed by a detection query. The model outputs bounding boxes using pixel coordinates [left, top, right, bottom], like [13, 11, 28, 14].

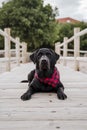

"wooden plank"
[0, 98, 87, 108]
[0, 63, 87, 83]
[0, 83, 28, 89]
[0, 121, 87, 130]
[0, 105, 87, 114]
[0, 82, 87, 89]
[0, 107, 87, 121]
[0, 74, 87, 83]
[0, 89, 87, 99]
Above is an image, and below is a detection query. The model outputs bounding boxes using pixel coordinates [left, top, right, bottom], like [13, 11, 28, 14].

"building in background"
[56, 17, 80, 24]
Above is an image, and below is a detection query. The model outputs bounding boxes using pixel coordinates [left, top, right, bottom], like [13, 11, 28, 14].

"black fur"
[21, 48, 67, 101]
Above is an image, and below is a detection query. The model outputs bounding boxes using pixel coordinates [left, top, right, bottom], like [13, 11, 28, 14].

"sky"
[44, 0, 87, 21]
[0, 0, 87, 21]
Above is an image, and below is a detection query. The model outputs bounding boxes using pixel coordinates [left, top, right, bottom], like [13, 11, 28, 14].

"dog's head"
[30, 48, 60, 71]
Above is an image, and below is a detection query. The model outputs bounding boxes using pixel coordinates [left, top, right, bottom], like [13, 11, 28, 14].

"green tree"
[0, 0, 58, 51]
[56, 22, 87, 50]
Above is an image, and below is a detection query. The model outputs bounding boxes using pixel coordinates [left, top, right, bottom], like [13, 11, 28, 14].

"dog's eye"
[46, 53, 51, 57]
[38, 52, 43, 57]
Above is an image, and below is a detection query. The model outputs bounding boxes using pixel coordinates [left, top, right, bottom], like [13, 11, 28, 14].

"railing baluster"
[55, 42, 61, 55]
[74, 28, 80, 71]
[16, 37, 20, 66]
[22, 42, 27, 63]
[4, 28, 11, 71]
[63, 37, 68, 66]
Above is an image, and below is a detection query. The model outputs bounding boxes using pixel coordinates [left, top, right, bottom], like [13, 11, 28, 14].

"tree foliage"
[0, 0, 87, 51]
[0, 0, 58, 51]
[56, 22, 87, 50]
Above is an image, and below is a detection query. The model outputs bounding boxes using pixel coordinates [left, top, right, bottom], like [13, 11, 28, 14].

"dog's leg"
[28, 69, 35, 83]
[21, 86, 34, 101]
[21, 78, 41, 101]
[57, 82, 67, 100]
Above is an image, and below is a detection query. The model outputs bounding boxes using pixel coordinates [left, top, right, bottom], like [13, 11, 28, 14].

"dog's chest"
[34, 67, 60, 87]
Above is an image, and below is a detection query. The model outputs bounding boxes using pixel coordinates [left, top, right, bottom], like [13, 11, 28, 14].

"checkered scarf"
[34, 67, 60, 87]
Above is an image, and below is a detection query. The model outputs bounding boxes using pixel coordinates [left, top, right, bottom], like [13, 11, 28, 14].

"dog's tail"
[21, 80, 28, 83]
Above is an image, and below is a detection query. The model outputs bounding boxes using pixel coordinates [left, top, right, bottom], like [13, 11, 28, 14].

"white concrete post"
[63, 37, 68, 66]
[55, 42, 61, 63]
[22, 42, 27, 63]
[55, 42, 61, 55]
[16, 37, 20, 66]
[4, 28, 11, 71]
[74, 28, 80, 71]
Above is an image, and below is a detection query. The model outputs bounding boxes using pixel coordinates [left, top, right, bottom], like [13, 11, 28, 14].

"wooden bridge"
[0, 27, 87, 130]
[0, 63, 87, 130]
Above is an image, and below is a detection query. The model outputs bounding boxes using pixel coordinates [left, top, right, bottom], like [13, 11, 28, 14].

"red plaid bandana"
[34, 67, 60, 87]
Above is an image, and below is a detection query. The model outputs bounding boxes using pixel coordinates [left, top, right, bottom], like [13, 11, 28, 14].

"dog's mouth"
[39, 55, 50, 71]
[41, 65, 48, 70]
[41, 60, 48, 70]
[38, 59, 53, 78]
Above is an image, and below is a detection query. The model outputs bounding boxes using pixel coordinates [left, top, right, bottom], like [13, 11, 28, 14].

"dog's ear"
[55, 52, 60, 61]
[50, 49, 60, 61]
[30, 49, 39, 63]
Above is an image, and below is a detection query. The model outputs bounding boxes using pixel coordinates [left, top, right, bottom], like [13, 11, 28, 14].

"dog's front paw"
[21, 93, 31, 101]
[57, 92, 67, 100]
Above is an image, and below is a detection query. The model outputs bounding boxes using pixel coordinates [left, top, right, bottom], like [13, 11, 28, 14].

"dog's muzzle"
[39, 55, 50, 70]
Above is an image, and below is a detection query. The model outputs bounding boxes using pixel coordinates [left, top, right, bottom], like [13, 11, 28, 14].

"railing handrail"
[0, 29, 23, 47]
[60, 48, 87, 53]
[0, 28, 27, 72]
[56, 28, 87, 47]
[55, 27, 87, 71]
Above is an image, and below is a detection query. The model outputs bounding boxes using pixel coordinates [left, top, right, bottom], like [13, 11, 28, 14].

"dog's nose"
[41, 59, 47, 64]
[40, 55, 48, 65]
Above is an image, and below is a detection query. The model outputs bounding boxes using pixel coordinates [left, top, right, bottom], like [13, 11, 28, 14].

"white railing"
[0, 28, 27, 72]
[55, 27, 87, 71]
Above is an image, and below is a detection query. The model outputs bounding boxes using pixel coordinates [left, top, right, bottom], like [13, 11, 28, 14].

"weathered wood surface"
[0, 63, 87, 130]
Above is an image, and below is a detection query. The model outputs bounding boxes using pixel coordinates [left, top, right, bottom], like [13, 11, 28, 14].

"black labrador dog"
[21, 48, 67, 101]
